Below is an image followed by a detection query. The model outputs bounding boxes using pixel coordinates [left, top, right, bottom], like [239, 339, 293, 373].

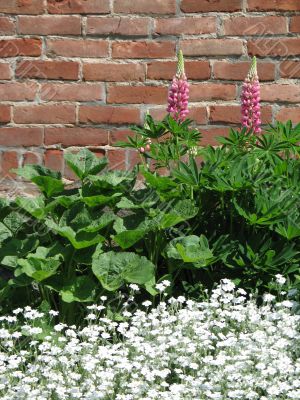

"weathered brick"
[0, 17, 16, 35]
[224, 16, 287, 35]
[1, 151, 18, 178]
[0, 83, 37, 101]
[16, 60, 79, 80]
[260, 84, 300, 103]
[213, 61, 275, 81]
[181, 39, 244, 56]
[44, 150, 64, 173]
[276, 107, 300, 123]
[79, 105, 140, 125]
[107, 85, 168, 104]
[0, 38, 42, 57]
[107, 149, 126, 171]
[248, 39, 300, 57]
[45, 128, 109, 147]
[247, 0, 300, 11]
[112, 41, 175, 59]
[23, 151, 41, 166]
[114, 0, 176, 14]
[280, 61, 300, 78]
[0, 0, 45, 14]
[189, 84, 237, 101]
[83, 63, 145, 82]
[147, 60, 211, 80]
[14, 105, 76, 124]
[0, 105, 11, 123]
[0, 127, 43, 146]
[155, 17, 216, 35]
[87, 17, 150, 36]
[149, 106, 207, 124]
[18, 16, 81, 35]
[181, 0, 242, 12]
[0, 63, 11, 80]
[200, 127, 229, 146]
[47, 39, 109, 58]
[40, 83, 104, 101]
[48, 0, 110, 14]
[109, 129, 133, 145]
[209, 105, 272, 124]
[290, 16, 300, 33]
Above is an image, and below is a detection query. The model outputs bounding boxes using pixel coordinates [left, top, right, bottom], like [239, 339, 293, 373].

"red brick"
[1, 151, 18, 179]
[18, 16, 81, 35]
[280, 61, 300, 78]
[48, 0, 110, 14]
[0, 38, 42, 58]
[290, 16, 300, 33]
[87, 17, 150, 36]
[44, 150, 64, 173]
[83, 63, 145, 82]
[149, 106, 207, 124]
[0, 83, 37, 101]
[14, 105, 76, 124]
[213, 61, 275, 81]
[181, 39, 244, 56]
[0, 105, 11, 123]
[114, 0, 176, 14]
[189, 84, 236, 101]
[155, 17, 216, 35]
[107, 85, 168, 104]
[107, 149, 126, 171]
[147, 60, 211, 80]
[47, 39, 109, 58]
[79, 105, 141, 125]
[109, 129, 133, 145]
[247, 0, 300, 11]
[45, 128, 109, 147]
[200, 127, 229, 146]
[248, 39, 300, 57]
[224, 16, 287, 35]
[0, 63, 11, 80]
[40, 83, 104, 101]
[16, 61, 79, 80]
[181, 0, 242, 12]
[0, 127, 43, 147]
[209, 105, 272, 124]
[0, 17, 15, 35]
[23, 152, 41, 166]
[276, 108, 300, 124]
[112, 41, 175, 59]
[260, 84, 300, 103]
[0, 0, 44, 14]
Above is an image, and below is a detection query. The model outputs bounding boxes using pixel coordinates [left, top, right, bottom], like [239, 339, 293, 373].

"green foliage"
[0, 118, 300, 322]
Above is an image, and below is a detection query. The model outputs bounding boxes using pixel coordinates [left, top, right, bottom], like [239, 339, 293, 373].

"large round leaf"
[92, 251, 155, 291]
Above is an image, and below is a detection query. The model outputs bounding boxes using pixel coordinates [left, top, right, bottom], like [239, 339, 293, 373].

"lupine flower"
[167, 50, 189, 122]
[241, 56, 261, 134]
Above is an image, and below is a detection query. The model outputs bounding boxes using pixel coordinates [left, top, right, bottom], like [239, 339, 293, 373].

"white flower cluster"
[0, 281, 300, 400]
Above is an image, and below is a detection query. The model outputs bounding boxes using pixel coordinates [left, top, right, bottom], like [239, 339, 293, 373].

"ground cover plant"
[0, 55, 299, 322]
[0, 280, 299, 399]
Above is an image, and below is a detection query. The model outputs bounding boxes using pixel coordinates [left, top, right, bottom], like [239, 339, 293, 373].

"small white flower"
[275, 274, 286, 285]
[129, 284, 140, 292]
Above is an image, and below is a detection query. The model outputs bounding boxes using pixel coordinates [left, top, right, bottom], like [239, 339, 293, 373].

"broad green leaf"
[13, 164, 61, 180]
[0, 237, 39, 268]
[142, 169, 177, 191]
[82, 193, 122, 207]
[3, 210, 29, 233]
[80, 212, 116, 233]
[17, 246, 63, 282]
[45, 220, 105, 249]
[87, 171, 135, 189]
[59, 276, 97, 303]
[0, 222, 12, 243]
[31, 176, 64, 197]
[114, 229, 146, 249]
[92, 251, 155, 291]
[64, 149, 108, 180]
[15, 196, 45, 219]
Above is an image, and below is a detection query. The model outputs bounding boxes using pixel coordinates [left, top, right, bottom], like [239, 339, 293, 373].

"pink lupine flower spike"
[241, 56, 262, 134]
[167, 50, 189, 122]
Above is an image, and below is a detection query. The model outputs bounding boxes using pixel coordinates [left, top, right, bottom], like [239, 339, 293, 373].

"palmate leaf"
[92, 251, 155, 291]
[15, 196, 45, 219]
[64, 149, 108, 180]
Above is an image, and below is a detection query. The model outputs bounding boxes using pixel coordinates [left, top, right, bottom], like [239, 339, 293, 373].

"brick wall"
[0, 0, 300, 181]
